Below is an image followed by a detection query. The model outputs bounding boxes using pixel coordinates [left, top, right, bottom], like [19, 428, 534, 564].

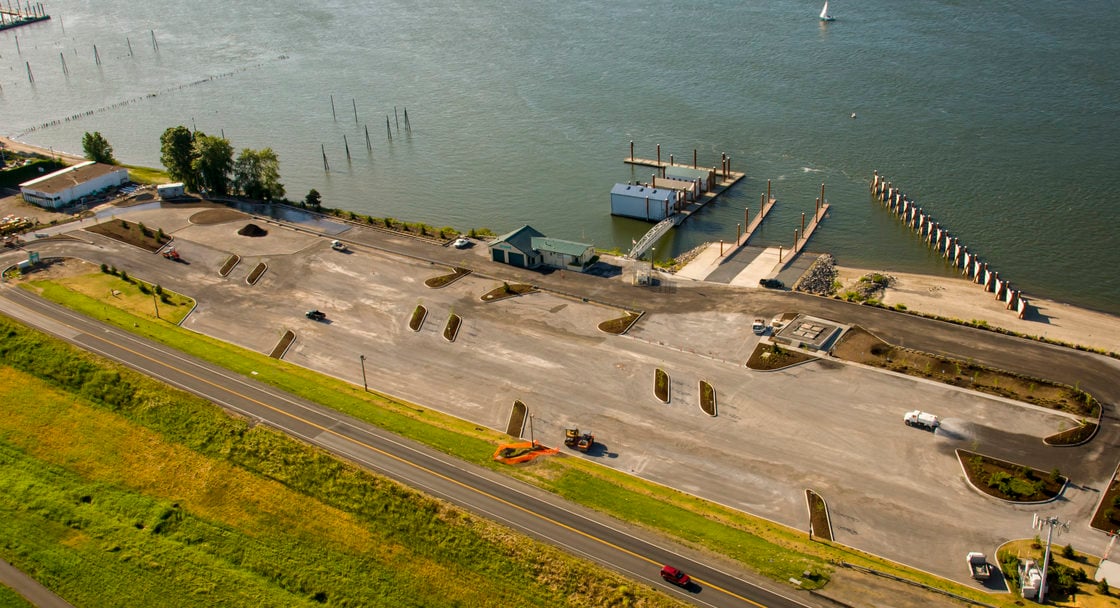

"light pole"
[359, 354, 367, 392]
[1034, 513, 1070, 603]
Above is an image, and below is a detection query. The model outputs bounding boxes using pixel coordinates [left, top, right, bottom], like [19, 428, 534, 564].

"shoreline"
[5, 134, 1118, 353]
[833, 265, 1120, 356]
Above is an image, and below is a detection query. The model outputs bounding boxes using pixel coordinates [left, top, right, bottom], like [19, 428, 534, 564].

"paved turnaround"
[0, 286, 815, 608]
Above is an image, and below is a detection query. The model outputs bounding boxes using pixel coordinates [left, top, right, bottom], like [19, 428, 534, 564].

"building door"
[492, 249, 504, 263]
[507, 252, 525, 267]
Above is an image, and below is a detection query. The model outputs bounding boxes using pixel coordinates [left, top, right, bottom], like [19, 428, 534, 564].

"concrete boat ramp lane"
[3, 199, 1119, 600]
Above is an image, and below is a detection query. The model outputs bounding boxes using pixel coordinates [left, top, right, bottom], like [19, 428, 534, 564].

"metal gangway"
[626, 214, 682, 259]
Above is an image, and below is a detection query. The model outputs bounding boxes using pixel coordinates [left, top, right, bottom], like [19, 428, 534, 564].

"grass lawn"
[0, 324, 686, 608]
[13, 275, 1032, 607]
[123, 164, 170, 185]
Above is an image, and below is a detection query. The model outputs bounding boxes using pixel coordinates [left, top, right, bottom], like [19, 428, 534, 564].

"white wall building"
[19, 161, 129, 209]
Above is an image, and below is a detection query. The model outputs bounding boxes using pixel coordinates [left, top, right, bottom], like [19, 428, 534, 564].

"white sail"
[820, 1, 833, 20]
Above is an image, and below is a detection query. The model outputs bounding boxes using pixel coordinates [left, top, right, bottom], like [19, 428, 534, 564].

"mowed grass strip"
[0, 329, 686, 608]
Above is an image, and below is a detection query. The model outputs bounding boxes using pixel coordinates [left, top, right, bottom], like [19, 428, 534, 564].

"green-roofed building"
[489, 225, 596, 271]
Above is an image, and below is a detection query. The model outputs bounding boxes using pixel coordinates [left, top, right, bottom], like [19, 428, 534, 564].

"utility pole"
[359, 354, 367, 391]
[529, 413, 535, 444]
[1033, 513, 1070, 603]
[152, 293, 159, 319]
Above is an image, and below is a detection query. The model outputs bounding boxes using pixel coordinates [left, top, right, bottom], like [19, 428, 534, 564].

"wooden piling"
[745, 207, 749, 228]
[330, 95, 336, 121]
[394, 107, 400, 133]
[364, 125, 372, 151]
[352, 98, 358, 124]
[343, 134, 351, 161]
[737, 223, 742, 245]
[629, 140, 634, 160]
[385, 116, 392, 141]
[767, 179, 771, 204]
[794, 228, 800, 248]
[669, 154, 674, 166]
[25, 61, 32, 83]
[693, 149, 697, 169]
[126, 37, 132, 57]
[404, 108, 411, 132]
[656, 144, 661, 167]
[59, 52, 67, 75]
[801, 212, 806, 235]
[93, 44, 100, 66]
[150, 30, 158, 52]
[321, 144, 329, 173]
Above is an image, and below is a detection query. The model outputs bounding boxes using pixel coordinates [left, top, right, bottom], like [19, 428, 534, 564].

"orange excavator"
[564, 428, 594, 453]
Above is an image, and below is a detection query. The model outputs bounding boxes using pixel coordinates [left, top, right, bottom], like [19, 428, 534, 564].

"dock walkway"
[624, 156, 746, 259]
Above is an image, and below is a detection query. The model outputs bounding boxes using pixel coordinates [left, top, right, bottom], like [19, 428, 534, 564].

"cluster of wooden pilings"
[871, 171, 1030, 319]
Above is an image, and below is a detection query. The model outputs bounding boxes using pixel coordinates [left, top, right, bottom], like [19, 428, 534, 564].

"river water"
[2, 0, 1118, 313]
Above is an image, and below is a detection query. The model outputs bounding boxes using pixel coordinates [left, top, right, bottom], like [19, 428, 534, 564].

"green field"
[0, 317, 685, 608]
[11, 274, 1026, 607]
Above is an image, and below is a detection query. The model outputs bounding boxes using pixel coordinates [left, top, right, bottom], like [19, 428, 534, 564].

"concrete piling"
[871, 172, 1029, 319]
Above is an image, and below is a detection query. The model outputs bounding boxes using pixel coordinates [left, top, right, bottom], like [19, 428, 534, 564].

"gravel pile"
[793, 254, 838, 295]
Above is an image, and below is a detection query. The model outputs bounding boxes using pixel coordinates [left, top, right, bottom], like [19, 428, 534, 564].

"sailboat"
[819, 1, 835, 21]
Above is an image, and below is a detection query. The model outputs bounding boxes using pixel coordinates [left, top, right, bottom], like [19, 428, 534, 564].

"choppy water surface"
[2, 0, 1118, 312]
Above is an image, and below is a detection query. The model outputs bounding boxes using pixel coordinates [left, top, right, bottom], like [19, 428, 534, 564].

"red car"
[660, 565, 690, 586]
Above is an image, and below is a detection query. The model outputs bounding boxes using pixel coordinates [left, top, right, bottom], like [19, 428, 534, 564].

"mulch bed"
[506, 400, 527, 437]
[443, 313, 462, 342]
[481, 283, 536, 302]
[831, 327, 1099, 418]
[219, 254, 240, 277]
[189, 208, 249, 225]
[598, 311, 642, 335]
[1091, 475, 1120, 533]
[409, 305, 427, 331]
[654, 368, 670, 403]
[269, 330, 295, 358]
[246, 262, 267, 285]
[746, 343, 815, 370]
[85, 219, 169, 252]
[806, 490, 833, 541]
[957, 449, 1066, 502]
[1044, 422, 1098, 446]
[699, 381, 717, 416]
[424, 267, 471, 289]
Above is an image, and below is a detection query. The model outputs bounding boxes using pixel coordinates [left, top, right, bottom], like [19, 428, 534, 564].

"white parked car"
[752, 319, 767, 335]
[452, 237, 471, 249]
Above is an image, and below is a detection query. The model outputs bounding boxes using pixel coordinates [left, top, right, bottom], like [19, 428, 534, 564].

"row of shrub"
[99, 263, 172, 303]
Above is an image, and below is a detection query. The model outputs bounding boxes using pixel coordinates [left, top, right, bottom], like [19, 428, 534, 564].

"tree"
[304, 189, 322, 210]
[160, 126, 197, 189]
[82, 131, 116, 164]
[233, 148, 284, 201]
[191, 135, 234, 196]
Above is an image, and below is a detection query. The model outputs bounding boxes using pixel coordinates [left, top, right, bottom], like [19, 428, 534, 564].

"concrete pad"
[1095, 558, 1120, 582]
[728, 247, 781, 287]
[675, 242, 723, 281]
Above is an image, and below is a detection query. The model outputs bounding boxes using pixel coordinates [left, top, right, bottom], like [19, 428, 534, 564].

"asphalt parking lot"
[7, 202, 1114, 589]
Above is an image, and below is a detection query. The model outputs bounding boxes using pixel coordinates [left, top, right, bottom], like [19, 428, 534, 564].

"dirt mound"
[237, 223, 268, 237]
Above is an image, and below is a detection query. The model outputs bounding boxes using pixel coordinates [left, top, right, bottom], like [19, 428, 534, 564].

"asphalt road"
[0, 286, 814, 608]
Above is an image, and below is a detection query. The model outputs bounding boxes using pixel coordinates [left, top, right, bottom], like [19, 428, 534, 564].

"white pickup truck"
[903, 410, 940, 431]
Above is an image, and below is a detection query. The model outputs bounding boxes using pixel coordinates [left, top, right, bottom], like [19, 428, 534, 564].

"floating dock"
[0, 6, 50, 32]
[624, 142, 747, 259]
